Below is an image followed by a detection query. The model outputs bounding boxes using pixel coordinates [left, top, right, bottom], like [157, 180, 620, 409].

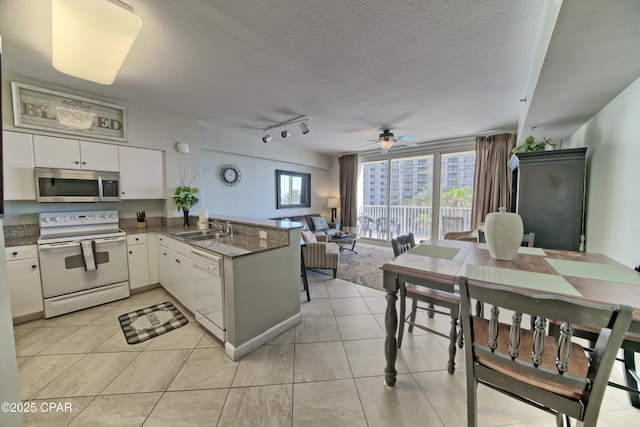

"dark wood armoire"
[510, 148, 587, 251]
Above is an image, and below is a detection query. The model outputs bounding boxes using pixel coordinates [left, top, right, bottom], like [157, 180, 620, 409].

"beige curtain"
[338, 154, 358, 232]
[471, 134, 516, 228]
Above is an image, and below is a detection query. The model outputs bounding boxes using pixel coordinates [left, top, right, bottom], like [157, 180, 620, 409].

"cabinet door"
[127, 244, 150, 290]
[2, 131, 36, 200]
[6, 258, 43, 318]
[147, 233, 159, 284]
[176, 252, 194, 312]
[80, 141, 119, 171]
[158, 245, 179, 300]
[33, 135, 81, 169]
[119, 146, 164, 199]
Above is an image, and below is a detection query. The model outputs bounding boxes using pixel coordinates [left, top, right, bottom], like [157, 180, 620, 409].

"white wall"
[199, 124, 336, 219]
[563, 75, 640, 267]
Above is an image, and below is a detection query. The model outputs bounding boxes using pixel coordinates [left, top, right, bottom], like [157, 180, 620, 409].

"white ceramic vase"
[484, 207, 523, 260]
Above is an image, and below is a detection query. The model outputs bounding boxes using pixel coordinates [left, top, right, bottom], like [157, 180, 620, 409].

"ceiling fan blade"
[396, 140, 418, 147]
[397, 135, 413, 141]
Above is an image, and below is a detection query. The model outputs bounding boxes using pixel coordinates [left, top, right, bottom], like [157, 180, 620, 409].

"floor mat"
[118, 301, 188, 344]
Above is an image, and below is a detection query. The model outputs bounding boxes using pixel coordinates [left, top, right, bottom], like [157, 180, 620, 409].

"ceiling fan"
[367, 129, 417, 153]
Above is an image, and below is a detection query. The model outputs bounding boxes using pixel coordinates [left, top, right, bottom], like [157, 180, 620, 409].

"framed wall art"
[11, 82, 127, 141]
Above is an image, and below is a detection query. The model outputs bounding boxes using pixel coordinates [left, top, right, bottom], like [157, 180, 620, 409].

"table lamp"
[327, 197, 340, 223]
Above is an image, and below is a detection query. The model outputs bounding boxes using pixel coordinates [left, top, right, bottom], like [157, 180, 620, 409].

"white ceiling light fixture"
[51, 0, 143, 85]
[262, 115, 310, 143]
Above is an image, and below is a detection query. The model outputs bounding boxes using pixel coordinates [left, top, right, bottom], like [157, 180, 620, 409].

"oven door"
[38, 236, 128, 298]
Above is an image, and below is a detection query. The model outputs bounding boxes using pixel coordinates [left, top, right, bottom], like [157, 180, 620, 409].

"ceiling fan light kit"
[262, 115, 309, 143]
[372, 129, 415, 153]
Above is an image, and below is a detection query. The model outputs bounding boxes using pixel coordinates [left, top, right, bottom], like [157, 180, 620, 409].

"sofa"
[272, 214, 340, 241]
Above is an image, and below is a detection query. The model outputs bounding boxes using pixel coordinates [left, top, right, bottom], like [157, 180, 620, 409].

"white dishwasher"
[192, 248, 225, 341]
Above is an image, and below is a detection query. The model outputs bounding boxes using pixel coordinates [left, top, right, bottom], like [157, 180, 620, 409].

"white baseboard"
[225, 312, 302, 361]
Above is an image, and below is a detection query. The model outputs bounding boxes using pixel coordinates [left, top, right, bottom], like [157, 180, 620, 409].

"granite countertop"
[4, 217, 299, 258]
[4, 234, 39, 247]
[122, 225, 290, 258]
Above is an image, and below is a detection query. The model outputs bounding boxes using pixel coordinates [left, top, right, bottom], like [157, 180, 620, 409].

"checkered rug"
[118, 302, 188, 344]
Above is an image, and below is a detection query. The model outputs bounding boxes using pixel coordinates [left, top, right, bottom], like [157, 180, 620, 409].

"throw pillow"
[311, 216, 329, 231]
[301, 230, 317, 243]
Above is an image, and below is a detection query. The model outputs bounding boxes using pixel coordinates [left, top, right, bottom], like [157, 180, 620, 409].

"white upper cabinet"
[118, 146, 164, 199]
[80, 141, 120, 171]
[2, 131, 36, 200]
[33, 135, 119, 172]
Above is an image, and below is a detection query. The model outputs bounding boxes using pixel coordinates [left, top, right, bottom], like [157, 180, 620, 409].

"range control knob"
[43, 217, 51, 223]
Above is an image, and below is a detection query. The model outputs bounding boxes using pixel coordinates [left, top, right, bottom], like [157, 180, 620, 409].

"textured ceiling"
[1, 0, 639, 155]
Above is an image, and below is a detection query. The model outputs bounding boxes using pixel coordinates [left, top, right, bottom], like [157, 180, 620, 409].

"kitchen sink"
[173, 230, 227, 240]
[188, 234, 229, 241]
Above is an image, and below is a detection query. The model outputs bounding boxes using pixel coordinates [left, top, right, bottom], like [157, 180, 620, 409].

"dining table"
[381, 238, 640, 407]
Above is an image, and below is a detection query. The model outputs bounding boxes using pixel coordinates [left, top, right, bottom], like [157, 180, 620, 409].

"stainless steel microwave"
[35, 168, 121, 202]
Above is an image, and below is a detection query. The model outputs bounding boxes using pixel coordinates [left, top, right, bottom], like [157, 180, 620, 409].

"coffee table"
[330, 234, 359, 254]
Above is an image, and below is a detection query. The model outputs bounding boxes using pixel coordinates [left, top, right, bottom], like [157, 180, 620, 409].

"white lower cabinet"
[127, 234, 150, 290]
[147, 233, 159, 284]
[5, 245, 43, 319]
[157, 235, 194, 312]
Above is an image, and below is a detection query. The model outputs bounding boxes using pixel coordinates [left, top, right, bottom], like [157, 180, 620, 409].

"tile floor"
[13, 271, 640, 426]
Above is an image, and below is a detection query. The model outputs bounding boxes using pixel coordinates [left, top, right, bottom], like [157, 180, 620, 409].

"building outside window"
[357, 148, 475, 241]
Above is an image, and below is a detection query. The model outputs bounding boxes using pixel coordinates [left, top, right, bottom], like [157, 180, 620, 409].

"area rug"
[318, 243, 395, 291]
[118, 301, 188, 344]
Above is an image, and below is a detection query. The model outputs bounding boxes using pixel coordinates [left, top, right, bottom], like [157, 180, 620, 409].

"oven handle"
[38, 236, 126, 250]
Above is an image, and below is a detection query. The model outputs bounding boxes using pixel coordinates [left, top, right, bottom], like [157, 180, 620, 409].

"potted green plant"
[173, 185, 199, 226]
[512, 135, 557, 154]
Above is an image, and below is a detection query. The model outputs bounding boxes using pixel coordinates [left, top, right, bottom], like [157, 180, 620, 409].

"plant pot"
[484, 207, 523, 260]
[183, 210, 190, 227]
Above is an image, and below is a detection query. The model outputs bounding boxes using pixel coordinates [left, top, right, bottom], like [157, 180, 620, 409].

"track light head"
[299, 121, 309, 134]
[281, 129, 290, 138]
[262, 133, 272, 143]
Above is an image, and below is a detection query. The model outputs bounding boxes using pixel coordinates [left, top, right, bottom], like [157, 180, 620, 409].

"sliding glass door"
[358, 148, 475, 241]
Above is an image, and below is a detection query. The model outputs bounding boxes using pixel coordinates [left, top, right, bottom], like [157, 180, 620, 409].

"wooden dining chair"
[459, 277, 633, 427]
[391, 233, 461, 374]
[477, 230, 536, 247]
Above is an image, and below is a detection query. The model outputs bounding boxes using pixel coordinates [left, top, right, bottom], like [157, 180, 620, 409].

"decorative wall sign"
[11, 82, 127, 141]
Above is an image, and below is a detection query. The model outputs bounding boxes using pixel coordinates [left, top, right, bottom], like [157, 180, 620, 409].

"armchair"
[301, 231, 340, 278]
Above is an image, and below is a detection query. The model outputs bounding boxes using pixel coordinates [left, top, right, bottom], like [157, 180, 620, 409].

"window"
[276, 170, 311, 208]
[358, 147, 475, 240]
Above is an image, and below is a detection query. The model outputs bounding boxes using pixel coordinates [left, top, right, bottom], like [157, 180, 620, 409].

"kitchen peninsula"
[143, 216, 303, 361]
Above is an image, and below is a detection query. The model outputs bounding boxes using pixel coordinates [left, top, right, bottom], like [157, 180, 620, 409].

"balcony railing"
[357, 205, 472, 241]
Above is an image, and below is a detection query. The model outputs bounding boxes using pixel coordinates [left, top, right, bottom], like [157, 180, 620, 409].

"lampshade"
[327, 197, 340, 209]
[52, 0, 143, 85]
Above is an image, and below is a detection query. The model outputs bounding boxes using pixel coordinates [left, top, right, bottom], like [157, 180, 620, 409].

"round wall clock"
[220, 164, 241, 186]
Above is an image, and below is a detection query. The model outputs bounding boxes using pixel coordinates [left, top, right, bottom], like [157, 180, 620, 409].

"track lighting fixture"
[261, 115, 310, 143]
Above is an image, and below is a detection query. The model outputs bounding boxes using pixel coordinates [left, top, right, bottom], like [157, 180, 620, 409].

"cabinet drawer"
[5, 245, 38, 261]
[127, 233, 148, 245]
[157, 234, 191, 257]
